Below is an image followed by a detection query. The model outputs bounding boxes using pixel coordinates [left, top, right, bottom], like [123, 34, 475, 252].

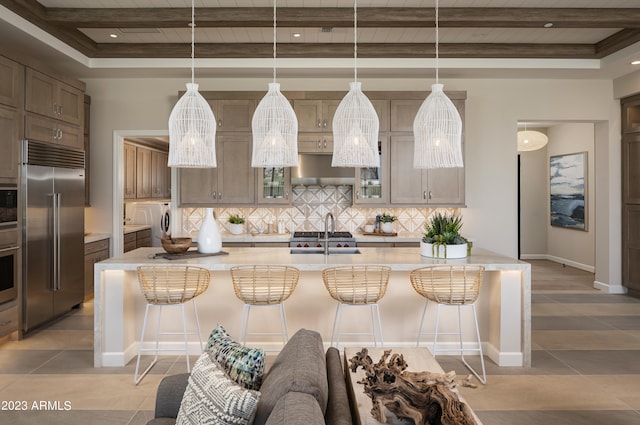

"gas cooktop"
[292, 231, 353, 239]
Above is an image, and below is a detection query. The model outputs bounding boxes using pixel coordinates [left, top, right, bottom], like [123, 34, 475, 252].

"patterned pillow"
[176, 352, 260, 425]
[205, 324, 266, 391]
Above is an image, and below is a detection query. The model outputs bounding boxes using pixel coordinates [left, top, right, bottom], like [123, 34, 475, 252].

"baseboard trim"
[594, 280, 628, 294]
[519, 254, 594, 273]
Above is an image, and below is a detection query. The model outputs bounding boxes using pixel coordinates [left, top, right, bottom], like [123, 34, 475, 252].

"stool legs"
[239, 303, 289, 347]
[416, 300, 487, 384]
[330, 303, 384, 348]
[134, 301, 202, 385]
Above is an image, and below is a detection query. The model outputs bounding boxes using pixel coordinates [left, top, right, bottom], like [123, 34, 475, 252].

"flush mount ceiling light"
[331, 0, 379, 168]
[167, 0, 217, 168]
[413, 0, 463, 169]
[251, 0, 299, 168]
[517, 127, 549, 152]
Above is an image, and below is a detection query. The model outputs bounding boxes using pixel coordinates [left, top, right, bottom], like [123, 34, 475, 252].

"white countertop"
[123, 224, 152, 234]
[84, 233, 111, 244]
[96, 246, 529, 272]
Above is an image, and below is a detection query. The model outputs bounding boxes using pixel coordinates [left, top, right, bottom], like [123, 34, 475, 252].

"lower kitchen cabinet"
[84, 238, 110, 300]
[123, 228, 152, 253]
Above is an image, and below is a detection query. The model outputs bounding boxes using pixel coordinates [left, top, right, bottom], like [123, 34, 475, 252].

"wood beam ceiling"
[1, 1, 639, 60]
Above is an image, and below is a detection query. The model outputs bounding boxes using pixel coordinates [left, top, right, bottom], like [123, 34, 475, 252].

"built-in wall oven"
[0, 184, 18, 305]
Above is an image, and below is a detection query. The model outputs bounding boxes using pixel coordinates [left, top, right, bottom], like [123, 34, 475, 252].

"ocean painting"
[550, 152, 587, 230]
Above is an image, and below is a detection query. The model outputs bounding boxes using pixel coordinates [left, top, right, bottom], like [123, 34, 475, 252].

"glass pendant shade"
[168, 83, 217, 168]
[251, 82, 299, 167]
[413, 83, 463, 169]
[332, 81, 379, 167]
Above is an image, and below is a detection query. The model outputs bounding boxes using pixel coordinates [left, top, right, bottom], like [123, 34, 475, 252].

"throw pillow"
[205, 324, 265, 391]
[176, 352, 260, 425]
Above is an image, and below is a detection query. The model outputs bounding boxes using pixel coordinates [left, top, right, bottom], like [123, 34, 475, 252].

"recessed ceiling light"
[632, 60, 640, 65]
[292, 33, 302, 38]
[109, 33, 118, 38]
[543, 22, 553, 28]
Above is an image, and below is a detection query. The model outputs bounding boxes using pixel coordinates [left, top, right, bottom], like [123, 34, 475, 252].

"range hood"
[291, 154, 355, 185]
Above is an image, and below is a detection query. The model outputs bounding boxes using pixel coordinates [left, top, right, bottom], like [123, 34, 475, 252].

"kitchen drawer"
[136, 229, 152, 240]
[123, 241, 137, 252]
[0, 301, 18, 338]
[124, 232, 136, 244]
[84, 238, 109, 255]
[136, 237, 152, 248]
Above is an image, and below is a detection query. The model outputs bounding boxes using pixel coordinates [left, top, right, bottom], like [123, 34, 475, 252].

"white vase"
[420, 241, 468, 259]
[197, 208, 222, 253]
[229, 223, 244, 235]
[381, 222, 394, 233]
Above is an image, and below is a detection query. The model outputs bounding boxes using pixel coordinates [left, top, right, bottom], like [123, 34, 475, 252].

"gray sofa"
[147, 329, 353, 425]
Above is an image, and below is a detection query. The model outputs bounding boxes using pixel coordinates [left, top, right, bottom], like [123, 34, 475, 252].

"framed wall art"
[549, 152, 587, 230]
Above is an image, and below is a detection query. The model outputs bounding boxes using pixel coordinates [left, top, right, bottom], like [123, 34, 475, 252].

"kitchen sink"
[289, 248, 361, 255]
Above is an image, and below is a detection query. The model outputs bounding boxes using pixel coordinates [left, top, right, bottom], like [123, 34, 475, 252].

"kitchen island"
[93, 247, 530, 368]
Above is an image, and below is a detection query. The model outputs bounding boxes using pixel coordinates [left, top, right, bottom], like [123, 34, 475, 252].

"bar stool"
[322, 265, 391, 348]
[134, 265, 211, 385]
[409, 265, 486, 384]
[230, 265, 300, 346]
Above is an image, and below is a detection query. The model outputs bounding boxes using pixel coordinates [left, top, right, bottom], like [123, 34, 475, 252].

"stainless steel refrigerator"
[22, 140, 85, 333]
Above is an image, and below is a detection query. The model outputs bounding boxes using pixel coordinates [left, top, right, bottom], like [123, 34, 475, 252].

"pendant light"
[167, 0, 217, 168]
[517, 123, 548, 152]
[331, 0, 379, 168]
[251, 0, 298, 167]
[413, 0, 463, 169]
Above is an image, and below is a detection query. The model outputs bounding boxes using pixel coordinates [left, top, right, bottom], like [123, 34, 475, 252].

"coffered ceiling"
[1, 0, 640, 79]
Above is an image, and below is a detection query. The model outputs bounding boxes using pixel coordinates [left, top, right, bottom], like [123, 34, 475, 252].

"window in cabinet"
[353, 136, 389, 205]
[258, 167, 291, 205]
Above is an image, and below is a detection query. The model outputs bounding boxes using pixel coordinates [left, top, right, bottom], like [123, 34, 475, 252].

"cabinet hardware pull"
[323, 120, 327, 128]
[212, 192, 216, 199]
[423, 191, 426, 199]
[218, 192, 222, 199]
[57, 129, 63, 140]
[317, 140, 321, 149]
[218, 120, 222, 127]
[356, 191, 360, 199]
[429, 191, 432, 199]
[317, 120, 322, 128]
[323, 140, 327, 148]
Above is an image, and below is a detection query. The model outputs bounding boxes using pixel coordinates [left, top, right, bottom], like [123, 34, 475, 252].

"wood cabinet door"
[151, 151, 169, 198]
[425, 167, 465, 205]
[123, 143, 137, 199]
[298, 134, 324, 153]
[217, 134, 255, 204]
[322, 100, 340, 132]
[354, 136, 389, 205]
[623, 204, 640, 294]
[25, 114, 82, 149]
[623, 133, 640, 204]
[390, 99, 421, 132]
[179, 167, 218, 205]
[136, 146, 152, 198]
[25, 68, 57, 119]
[0, 56, 23, 108]
[294, 100, 323, 132]
[390, 135, 426, 204]
[0, 105, 20, 179]
[371, 99, 389, 132]
[212, 100, 255, 132]
[257, 167, 291, 205]
[57, 82, 83, 126]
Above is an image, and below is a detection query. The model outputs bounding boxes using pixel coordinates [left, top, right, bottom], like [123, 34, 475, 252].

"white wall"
[547, 123, 596, 270]
[83, 76, 622, 290]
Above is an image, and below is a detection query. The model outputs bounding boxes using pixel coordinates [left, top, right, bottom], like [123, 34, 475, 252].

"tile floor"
[0, 259, 639, 424]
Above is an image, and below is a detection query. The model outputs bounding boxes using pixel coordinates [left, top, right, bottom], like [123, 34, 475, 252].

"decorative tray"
[153, 250, 229, 260]
[361, 232, 398, 237]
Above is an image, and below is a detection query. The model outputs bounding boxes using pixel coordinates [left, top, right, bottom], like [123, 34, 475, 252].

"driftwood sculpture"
[349, 348, 477, 425]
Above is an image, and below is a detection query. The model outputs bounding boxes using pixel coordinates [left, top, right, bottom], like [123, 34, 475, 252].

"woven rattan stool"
[230, 265, 300, 346]
[134, 265, 211, 385]
[322, 265, 390, 348]
[410, 265, 486, 384]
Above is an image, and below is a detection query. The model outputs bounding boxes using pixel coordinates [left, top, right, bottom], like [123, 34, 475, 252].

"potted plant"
[228, 214, 245, 235]
[420, 212, 469, 258]
[379, 213, 397, 233]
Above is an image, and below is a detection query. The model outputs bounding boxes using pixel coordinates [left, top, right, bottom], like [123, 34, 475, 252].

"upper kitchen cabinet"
[294, 99, 340, 132]
[136, 146, 152, 199]
[179, 134, 255, 206]
[298, 134, 333, 154]
[370, 99, 389, 132]
[25, 114, 83, 149]
[25, 68, 83, 126]
[257, 167, 291, 205]
[390, 135, 465, 206]
[208, 99, 256, 132]
[390, 100, 421, 132]
[0, 56, 24, 108]
[623, 96, 640, 135]
[0, 105, 21, 180]
[353, 136, 390, 205]
[123, 143, 137, 199]
[151, 151, 170, 199]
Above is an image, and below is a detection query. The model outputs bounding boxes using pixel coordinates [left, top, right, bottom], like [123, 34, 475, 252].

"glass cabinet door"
[354, 136, 389, 205]
[258, 167, 291, 205]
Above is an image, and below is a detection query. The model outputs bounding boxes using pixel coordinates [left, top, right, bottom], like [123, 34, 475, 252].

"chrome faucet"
[323, 212, 335, 255]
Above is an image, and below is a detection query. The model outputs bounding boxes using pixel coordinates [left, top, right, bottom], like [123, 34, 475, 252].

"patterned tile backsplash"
[180, 185, 459, 235]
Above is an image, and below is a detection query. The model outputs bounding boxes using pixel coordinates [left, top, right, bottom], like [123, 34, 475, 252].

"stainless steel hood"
[291, 154, 354, 185]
